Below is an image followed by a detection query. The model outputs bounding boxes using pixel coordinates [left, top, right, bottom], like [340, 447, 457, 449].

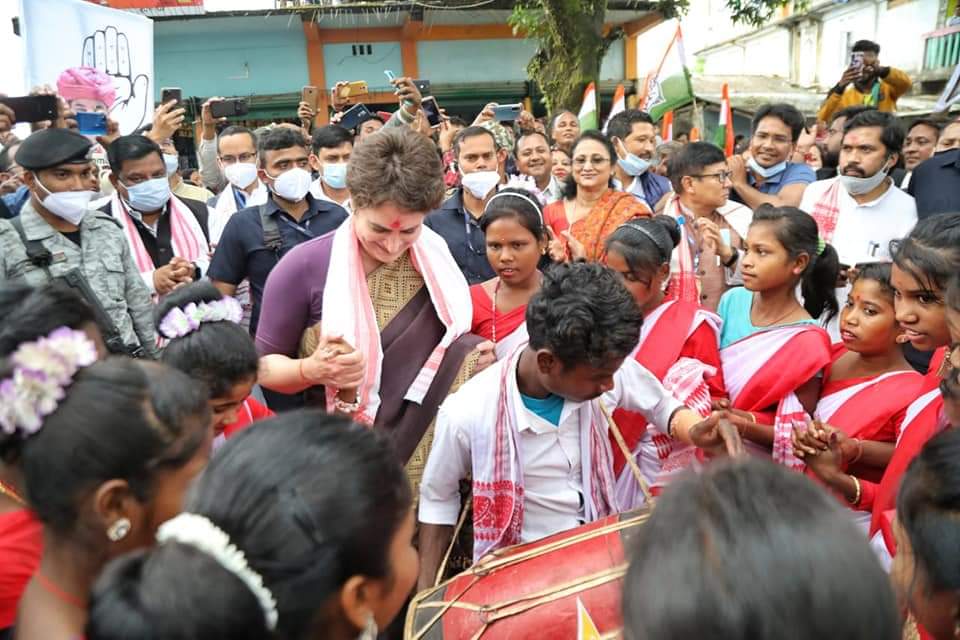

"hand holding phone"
[160, 87, 182, 107]
[492, 103, 523, 122]
[76, 112, 107, 136]
[421, 97, 442, 128]
[340, 103, 374, 132]
[0, 95, 58, 124]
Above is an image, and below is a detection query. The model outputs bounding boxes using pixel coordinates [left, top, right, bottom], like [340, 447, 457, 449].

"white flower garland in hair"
[485, 175, 546, 223]
[157, 513, 279, 631]
[0, 327, 97, 436]
[157, 297, 244, 340]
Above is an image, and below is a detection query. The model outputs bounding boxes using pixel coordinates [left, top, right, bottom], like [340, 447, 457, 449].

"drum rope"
[599, 401, 653, 504]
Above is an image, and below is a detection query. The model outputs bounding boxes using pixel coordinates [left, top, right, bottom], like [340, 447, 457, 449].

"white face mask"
[747, 156, 787, 178]
[223, 162, 258, 190]
[461, 170, 501, 199]
[163, 153, 180, 177]
[838, 161, 891, 196]
[34, 175, 93, 226]
[265, 167, 312, 203]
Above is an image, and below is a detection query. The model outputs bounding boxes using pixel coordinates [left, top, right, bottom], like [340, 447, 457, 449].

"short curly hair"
[526, 262, 642, 369]
[347, 127, 445, 213]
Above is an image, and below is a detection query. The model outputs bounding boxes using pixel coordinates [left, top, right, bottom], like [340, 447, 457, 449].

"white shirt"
[309, 178, 352, 214]
[419, 356, 683, 544]
[800, 177, 917, 339]
[799, 177, 917, 266]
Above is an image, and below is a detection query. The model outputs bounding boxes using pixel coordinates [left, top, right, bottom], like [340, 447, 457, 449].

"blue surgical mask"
[124, 177, 171, 212]
[617, 152, 651, 177]
[321, 163, 348, 190]
[747, 156, 787, 178]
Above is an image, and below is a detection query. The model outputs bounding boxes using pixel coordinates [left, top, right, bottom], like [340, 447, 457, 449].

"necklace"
[35, 572, 85, 609]
[750, 295, 801, 328]
[492, 278, 501, 344]
[0, 479, 24, 506]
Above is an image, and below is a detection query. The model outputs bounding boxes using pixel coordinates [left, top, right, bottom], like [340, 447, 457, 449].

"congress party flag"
[578, 82, 599, 131]
[661, 110, 674, 141]
[602, 83, 626, 134]
[576, 598, 601, 640]
[638, 26, 693, 122]
[713, 83, 735, 156]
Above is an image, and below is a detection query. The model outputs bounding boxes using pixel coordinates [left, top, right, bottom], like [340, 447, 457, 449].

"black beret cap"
[15, 128, 94, 171]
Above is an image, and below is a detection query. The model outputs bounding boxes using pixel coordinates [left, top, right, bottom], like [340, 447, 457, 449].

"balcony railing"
[923, 25, 960, 72]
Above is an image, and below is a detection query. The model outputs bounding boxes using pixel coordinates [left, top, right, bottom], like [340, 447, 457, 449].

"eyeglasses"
[691, 170, 732, 183]
[572, 156, 611, 168]
[219, 152, 257, 164]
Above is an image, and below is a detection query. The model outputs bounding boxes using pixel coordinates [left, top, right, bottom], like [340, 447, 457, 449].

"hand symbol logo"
[81, 25, 149, 132]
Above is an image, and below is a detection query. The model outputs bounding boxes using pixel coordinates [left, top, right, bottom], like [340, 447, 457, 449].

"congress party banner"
[20, 0, 154, 134]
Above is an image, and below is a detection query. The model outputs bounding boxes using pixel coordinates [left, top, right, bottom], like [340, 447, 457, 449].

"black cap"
[15, 128, 94, 171]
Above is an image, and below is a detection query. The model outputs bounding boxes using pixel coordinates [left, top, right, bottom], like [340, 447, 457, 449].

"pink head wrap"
[56, 67, 116, 108]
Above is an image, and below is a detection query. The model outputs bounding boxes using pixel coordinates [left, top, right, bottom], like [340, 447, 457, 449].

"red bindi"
[388, 218, 402, 230]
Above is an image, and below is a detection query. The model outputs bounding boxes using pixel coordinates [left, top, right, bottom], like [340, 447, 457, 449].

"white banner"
[20, 0, 153, 134]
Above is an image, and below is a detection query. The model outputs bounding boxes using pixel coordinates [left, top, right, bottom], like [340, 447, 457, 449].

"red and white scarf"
[472, 346, 619, 560]
[209, 182, 268, 244]
[111, 192, 206, 280]
[321, 218, 472, 425]
[723, 324, 832, 469]
[809, 179, 842, 243]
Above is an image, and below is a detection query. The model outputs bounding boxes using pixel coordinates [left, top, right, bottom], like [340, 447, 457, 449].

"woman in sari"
[255, 128, 489, 489]
[791, 264, 923, 532]
[470, 185, 549, 360]
[719, 206, 837, 462]
[543, 131, 650, 262]
[604, 215, 724, 505]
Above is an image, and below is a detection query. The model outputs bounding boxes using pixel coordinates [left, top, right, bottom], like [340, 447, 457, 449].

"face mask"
[747, 156, 787, 178]
[124, 177, 172, 212]
[617, 152, 651, 177]
[163, 153, 180, 177]
[224, 162, 258, 189]
[34, 175, 93, 225]
[461, 170, 501, 199]
[265, 167, 312, 203]
[321, 163, 348, 190]
[838, 163, 890, 195]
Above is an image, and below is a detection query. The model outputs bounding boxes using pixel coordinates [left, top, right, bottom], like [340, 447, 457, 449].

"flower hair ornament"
[486, 175, 546, 221]
[157, 513, 279, 631]
[0, 327, 98, 437]
[158, 297, 244, 340]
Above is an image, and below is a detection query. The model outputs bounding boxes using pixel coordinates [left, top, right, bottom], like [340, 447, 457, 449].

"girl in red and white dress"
[605, 215, 725, 506]
[470, 186, 550, 360]
[717, 205, 838, 463]
[155, 281, 273, 446]
[792, 263, 923, 532]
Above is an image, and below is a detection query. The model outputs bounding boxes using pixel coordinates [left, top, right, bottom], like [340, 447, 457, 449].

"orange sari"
[543, 189, 651, 261]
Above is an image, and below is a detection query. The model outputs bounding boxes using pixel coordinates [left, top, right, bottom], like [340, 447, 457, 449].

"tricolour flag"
[578, 82, 598, 131]
[602, 83, 626, 134]
[576, 598, 601, 640]
[712, 83, 735, 156]
[661, 110, 674, 142]
[638, 26, 694, 122]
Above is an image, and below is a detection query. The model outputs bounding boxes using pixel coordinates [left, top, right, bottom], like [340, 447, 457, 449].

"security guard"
[0, 128, 158, 357]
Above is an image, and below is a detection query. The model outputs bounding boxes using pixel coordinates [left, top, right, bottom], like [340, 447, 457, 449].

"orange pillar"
[401, 18, 421, 79]
[302, 22, 329, 126]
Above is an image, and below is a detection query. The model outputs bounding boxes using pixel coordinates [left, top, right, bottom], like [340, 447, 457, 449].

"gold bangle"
[848, 476, 862, 506]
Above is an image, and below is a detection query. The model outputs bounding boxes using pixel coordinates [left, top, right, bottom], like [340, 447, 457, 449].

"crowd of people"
[0, 35, 959, 639]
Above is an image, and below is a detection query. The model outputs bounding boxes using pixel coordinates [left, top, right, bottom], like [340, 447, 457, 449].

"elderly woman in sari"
[254, 128, 490, 486]
[543, 131, 651, 262]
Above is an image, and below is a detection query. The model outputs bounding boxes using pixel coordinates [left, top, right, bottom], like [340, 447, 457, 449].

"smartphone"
[492, 103, 523, 122]
[340, 103, 374, 131]
[850, 51, 864, 71]
[414, 79, 431, 95]
[337, 81, 369, 99]
[160, 87, 182, 107]
[421, 96, 442, 128]
[209, 98, 248, 119]
[0, 95, 58, 123]
[384, 69, 397, 83]
[76, 111, 107, 136]
[301, 86, 319, 111]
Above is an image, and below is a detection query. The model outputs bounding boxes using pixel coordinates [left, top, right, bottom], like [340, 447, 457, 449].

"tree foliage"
[511, 0, 795, 116]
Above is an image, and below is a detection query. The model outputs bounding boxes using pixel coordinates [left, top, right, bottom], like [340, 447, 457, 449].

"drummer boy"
[417, 261, 742, 589]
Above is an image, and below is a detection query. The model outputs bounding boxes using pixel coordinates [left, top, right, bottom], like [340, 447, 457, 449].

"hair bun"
[651, 215, 681, 249]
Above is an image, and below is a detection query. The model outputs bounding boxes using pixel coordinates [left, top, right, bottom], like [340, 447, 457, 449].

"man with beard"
[817, 105, 874, 180]
[818, 40, 912, 123]
[800, 110, 916, 337]
[607, 110, 672, 210]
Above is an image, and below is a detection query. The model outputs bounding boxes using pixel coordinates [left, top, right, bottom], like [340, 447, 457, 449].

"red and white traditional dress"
[805, 345, 923, 531]
[612, 299, 724, 507]
[470, 284, 530, 360]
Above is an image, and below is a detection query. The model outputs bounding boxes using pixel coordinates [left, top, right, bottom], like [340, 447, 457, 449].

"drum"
[405, 508, 650, 640]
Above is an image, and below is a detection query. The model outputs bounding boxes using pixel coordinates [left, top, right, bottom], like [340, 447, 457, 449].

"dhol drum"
[405, 507, 649, 640]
